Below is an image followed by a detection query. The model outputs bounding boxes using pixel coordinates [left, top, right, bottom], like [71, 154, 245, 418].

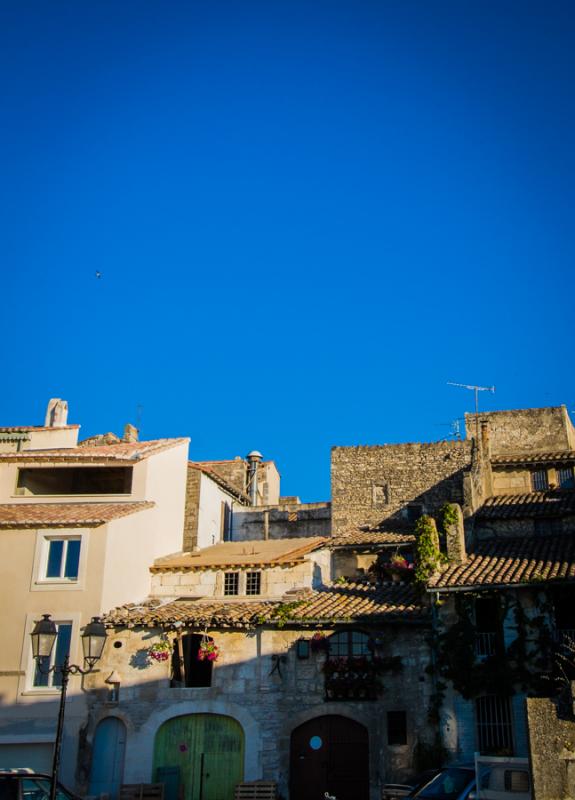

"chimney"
[444, 503, 467, 565]
[45, 398, 68, 428]
[123, 423, 139, 443]
[246, 451, 263, 506]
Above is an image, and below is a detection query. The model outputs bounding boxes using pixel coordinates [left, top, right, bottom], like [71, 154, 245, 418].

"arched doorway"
[88, 717, 127, 800]
[154, 714, 244, 800]
[290, 715, 369, 800]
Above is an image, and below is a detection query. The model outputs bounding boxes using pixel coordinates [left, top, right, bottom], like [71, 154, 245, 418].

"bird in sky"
[95, 271, 102, 279]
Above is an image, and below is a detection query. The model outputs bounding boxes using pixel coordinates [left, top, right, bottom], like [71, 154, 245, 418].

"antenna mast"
[447, 382, 495, 441]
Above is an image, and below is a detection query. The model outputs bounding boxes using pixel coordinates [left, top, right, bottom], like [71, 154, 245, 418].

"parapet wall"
[466, 406, 575, 455]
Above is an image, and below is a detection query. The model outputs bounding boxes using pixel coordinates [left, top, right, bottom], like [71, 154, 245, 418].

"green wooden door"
[154, 714, 244, 800]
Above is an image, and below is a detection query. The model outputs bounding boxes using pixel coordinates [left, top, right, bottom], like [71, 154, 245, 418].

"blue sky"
[1, 1, 574, 501]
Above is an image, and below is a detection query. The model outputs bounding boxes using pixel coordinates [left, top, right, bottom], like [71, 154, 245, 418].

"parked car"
[0, 771, 82, 800]
[408, 766, 476, 800]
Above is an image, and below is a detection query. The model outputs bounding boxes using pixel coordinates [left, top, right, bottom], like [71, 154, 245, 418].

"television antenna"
[447, 382, 495, 440]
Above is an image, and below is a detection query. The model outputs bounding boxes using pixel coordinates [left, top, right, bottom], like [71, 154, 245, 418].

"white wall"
[197, 473, 234, 549]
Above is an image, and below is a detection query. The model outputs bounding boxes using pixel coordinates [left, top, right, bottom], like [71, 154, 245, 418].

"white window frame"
[31, 529, 89, 592]
[19, 611, 82, 698]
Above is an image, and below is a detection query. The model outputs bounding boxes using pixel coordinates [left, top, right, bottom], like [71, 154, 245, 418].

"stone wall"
[183, 465, 202, 551]
[151, 554, 330, 599]
[465, 407, 575, 455]
[84, 621, 434, 800]
[331, 441, 473, 537]
[526, 687, 575, 800]
[232, 503, 331, 541]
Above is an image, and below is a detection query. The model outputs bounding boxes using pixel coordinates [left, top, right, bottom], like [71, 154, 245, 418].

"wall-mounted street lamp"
[30, 614, 107, 800]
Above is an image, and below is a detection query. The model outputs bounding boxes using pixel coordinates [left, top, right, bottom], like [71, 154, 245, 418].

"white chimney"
[45, 398, 69, 428]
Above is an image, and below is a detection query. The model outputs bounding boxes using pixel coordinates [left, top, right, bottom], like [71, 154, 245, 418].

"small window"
[475, 597, 500, 658]
[387, 711, 407, 745]
[224, 572, 239, 596]
[557, 467, 574, 489]
[33, 621, 72, 688]
[476, 695, 513, 755]
[43, 538, 81, 581]
[504, 770, 530, 793]
[532, 469, 549, 492]
[246, 571, 261, 595]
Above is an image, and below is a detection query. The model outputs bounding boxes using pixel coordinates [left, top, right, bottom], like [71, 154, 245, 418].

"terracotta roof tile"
[429, 534, 575, 590]
[330, 530, 415, 547]
[0, 501, 154, 527]
[0, 426, 80, 432]
[478, 491, 575, 519]
[104, 581, 427, 628]
[491, 451, 575, 466]
[151, 537, 329, 570]
[0, 438, 188, 464]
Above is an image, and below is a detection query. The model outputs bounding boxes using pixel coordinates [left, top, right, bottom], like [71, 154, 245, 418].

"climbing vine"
[439, 502, 459, 534]
[433, 591, 554, 700]
[414, 515, 445, 584]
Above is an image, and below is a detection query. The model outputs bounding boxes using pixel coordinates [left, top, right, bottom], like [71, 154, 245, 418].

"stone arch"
[123, 699, 260, 784]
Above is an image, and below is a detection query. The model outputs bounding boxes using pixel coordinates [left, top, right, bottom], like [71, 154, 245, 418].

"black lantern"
[30, 614, 58, 660]
[81, 617, 107, 667]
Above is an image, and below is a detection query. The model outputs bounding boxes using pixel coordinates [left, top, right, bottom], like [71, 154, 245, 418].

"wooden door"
[154, 714, 244, 800]
[290, 715, 369, 800]
[88, 717, 127, 800]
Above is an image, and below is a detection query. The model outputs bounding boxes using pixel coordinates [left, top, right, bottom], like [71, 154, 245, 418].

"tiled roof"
[0, 438, 188, 464]
[478, 491, 575, 519]
[151, 537, 329, 571]
[428, 534, 575, 590]
[104, 581, 427, 628]
[0, 501, 154, 528]
[0, 426, 80, 432]
[491, 451, 575, 466]
[330, 530, 416, 547]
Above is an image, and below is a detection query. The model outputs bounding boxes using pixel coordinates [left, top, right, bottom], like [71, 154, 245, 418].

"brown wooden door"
[290, 715, 369, 800]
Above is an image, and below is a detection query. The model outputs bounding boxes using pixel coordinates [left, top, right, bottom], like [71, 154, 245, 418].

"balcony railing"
[323, 657, 381, 701]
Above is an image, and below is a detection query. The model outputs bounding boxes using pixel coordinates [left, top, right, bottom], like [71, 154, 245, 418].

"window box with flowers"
[369, 553, 415, 584]
[323, 656, 382, 701]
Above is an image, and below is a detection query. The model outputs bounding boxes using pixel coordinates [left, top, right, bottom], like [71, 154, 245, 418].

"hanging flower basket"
[148, 640, 172, 663]
[198, 639, 219, 662]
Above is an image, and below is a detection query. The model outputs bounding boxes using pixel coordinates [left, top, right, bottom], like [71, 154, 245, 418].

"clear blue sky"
[1, 1, 574, 501]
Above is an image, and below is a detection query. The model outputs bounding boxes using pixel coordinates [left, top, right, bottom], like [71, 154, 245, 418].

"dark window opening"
[387, 711, 407, 745]
[557, 467, 575, 489]
[532, 469, 549, 492]
[171, 634, 214, 688]
[475, 597, 500, 658]
[476, 695, 513, 755]
[246, 571, 261, 595]
[45, 538, 81, 580]
[17, 467, 132, 496]
[220, 501, 231, 541]
[224, 572, 239, 595]
[553, 588, 575, 638]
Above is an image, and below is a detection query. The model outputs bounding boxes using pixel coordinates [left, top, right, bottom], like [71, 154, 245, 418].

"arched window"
[328, 630, 371, 658]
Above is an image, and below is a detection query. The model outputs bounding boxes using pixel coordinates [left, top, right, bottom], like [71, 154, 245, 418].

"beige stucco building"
[0, 400, 189, 785]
